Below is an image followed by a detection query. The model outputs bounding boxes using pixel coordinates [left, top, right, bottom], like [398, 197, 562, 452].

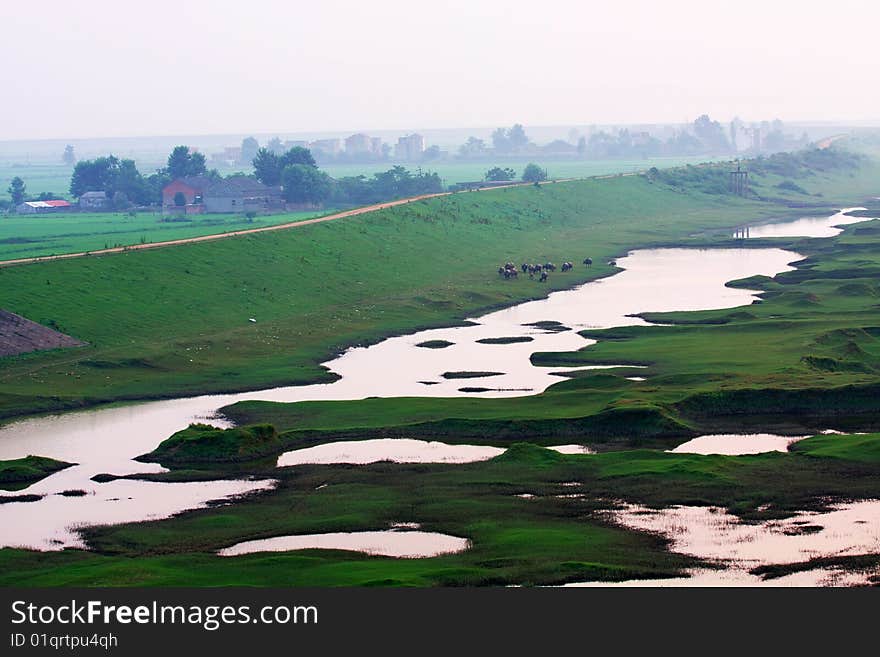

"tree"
[240, 137, 259, 165]
[70, 156, 149, 204]
[422, 145, 442, 161]
[166, 146, 207, 179]
[492, 124, 531, 154]
[112, 191, 131, 210]
[485, 167, 516, 182]
[281, 146, 316, 168]
[173, 191, 187, 207]
[252, 148, 282, 186]
[253, 147, 316, 186]
[508, 124, 529, 151]
[144, 171, 171, 205]
[62, 145, 76, 166]
[542, 139, 576, 154]
[267, 137, 284, 154]
[71, 158, 116, 197]
[281, 164, 333, 204]
[491, 127, 510, 153]
[522, 163, 547, 183]
[7, 177, 26, 205]
[458, 136, 487, 158]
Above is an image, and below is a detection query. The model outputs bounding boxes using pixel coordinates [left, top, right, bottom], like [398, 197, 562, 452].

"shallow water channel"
[1, 210, 869, 563]
[0, 244, 799, 550]
[737, 207, 873, 239]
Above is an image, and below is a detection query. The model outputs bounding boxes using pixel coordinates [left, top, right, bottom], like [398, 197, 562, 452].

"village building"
[161, 176, 282, 215]
[310, 138, 341, 155]
[16, 199, 73, 214]
[78, 191, 108, 210]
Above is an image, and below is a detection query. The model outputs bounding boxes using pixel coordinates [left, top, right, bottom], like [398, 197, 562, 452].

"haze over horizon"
[2, 0, 879, 141]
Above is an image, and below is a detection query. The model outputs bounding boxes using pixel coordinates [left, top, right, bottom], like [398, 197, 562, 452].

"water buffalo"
[583, 257, 593, 267]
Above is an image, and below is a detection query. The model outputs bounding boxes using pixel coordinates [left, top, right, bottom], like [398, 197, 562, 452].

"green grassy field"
[0, 152, 876, 421]
[3, 435, 879, 586]
[2, 150, 880, 587]
[207, 214, 880, 455]
[319, 156, 723, 184]
[0, 209, 326, 261]
[0, 455, 72, 491]
[0, 164, 73, 203]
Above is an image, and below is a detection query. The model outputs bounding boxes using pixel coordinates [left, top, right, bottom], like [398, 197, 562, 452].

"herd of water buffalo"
[497, 257, 596, 282]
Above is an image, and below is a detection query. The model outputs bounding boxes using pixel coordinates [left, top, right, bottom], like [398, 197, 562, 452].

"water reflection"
[0, 246, 800, 548]
[218, 530, 470, 558]
[737, 208, 874, 239]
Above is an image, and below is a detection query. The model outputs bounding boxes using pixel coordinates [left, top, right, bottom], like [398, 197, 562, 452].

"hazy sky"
[2, 0, 878, 140]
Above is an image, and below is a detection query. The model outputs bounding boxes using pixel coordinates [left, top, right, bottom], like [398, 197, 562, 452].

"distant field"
[0, 164, 74, 201]
[321, 156, 723, 184]
[0, 156, 723, 202]
[0, 210, 325, 261]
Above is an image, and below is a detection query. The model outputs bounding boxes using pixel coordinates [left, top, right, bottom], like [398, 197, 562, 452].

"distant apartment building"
[210, 147, 242, 167]
[310, 138, 341, 155]
[284, 140, 310, 150]
[630, 131, 653, 147]
[345, 133, 373, 155]
[370, 137, 383, 156]
[394, 133, 426, 161]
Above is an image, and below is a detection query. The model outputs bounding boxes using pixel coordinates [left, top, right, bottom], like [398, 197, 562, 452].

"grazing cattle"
[583, 257, 593, 267]
[499, 263, 519, 279]
[539, 271, 548, 282]
[543, 262, 556, 272]
[561, 262, 573, 272]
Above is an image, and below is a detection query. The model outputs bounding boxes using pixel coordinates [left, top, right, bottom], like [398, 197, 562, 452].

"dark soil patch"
[58, 489, 88, 497]
[441, 371, 504, 379]
[476, 336, 534, 345]
[415, 340, 454, 349]
[522, 321, 571, 333]
[0, 309, 85, 357]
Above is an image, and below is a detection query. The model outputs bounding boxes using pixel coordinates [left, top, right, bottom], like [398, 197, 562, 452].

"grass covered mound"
[0, 455, 73, 490]
[139, 423, 282, 466]
[3, 149, 875, 423]
[415, 340, 453, 349]
[790, 432, 880, 463]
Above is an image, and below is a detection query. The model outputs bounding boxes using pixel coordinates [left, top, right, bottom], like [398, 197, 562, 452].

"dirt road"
[0, 175, 617, 269]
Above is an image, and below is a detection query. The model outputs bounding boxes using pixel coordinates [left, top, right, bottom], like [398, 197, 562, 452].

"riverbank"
[2, 161, 880, 584]
[2, 434, 879, 586]
[0, 150, 875, 422]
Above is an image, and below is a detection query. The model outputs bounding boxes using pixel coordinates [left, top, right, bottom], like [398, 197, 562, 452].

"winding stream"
[0, 209, 875, 559]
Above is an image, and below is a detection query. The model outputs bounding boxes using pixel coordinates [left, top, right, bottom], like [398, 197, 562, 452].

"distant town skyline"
[2, 0, 879, 141]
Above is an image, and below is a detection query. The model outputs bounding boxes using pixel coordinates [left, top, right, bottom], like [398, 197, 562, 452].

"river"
[0, 208, 875, 558]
